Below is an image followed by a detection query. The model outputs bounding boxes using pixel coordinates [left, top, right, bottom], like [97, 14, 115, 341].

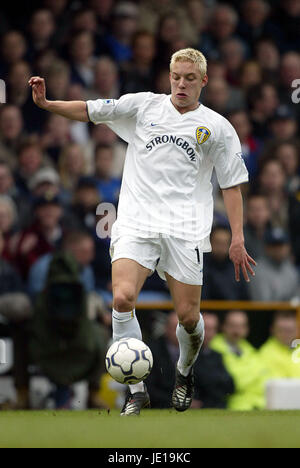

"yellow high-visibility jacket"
[210, 334, 269, 411]
[259, 337, 300, 379]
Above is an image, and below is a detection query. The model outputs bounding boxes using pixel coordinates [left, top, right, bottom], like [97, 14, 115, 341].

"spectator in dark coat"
[237, 0, 283, 52]
[228, 110, 262, 180]
[121, 31, 157, 94]
[94, 144, 121, 206]
[249, 228, 300, 301]
[269, 106, 299, 142]
[244, 194, 272, 259]
[192, 312, 235, 409]
[247, 83, 279, 140]
[0, 231, 32, 410]
[256, 158, 289, 231]
[271, 1, 300, 52]
[0, 105, 25, 168]
[199, 4, 240, 59]
[289, 187, 300, 266]
[64, 177, 100, 233]
[202, 226, 250, 300]
[14, 137, 46, 197]
[146, 314, 178, 409]
[26, 9, 56, 62]
[13, 194, 63, 280]
[102, 2, 139, 64]
[147, 311, 234, 409]
[0, 162, 31, 229]
[7, 61, 48, 134]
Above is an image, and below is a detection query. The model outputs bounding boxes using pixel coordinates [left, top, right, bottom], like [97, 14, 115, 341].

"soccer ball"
[105, 338, 153, 384]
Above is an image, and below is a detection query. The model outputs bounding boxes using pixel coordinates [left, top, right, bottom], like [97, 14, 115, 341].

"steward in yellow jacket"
[210, 334, 268, 411]
[259, 312, 300, 378]
[210, 310, 269, 411]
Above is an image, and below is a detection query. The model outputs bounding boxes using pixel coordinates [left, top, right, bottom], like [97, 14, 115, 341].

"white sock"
[129, 382, 145, 394]
[176, 315, 205, 377]
[112, 309, 142, 342]
[112, 309, 145, 394]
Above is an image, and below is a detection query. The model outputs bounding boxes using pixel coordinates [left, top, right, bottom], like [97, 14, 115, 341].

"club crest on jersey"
[196, 127, 211, 145]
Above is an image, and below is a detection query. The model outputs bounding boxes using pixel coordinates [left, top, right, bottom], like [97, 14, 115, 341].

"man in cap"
[104, 2, 139, 63]
[14, 194, 63, 279]
[269, 105, 298, 141]
[28, 167, 70, 206]
[249, 227, 300, 301]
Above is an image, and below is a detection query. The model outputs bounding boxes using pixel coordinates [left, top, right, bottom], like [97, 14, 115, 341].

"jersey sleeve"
[212, 118, 249, 189]
[86, 92, 151, 124]
[86, 92, 151, 143]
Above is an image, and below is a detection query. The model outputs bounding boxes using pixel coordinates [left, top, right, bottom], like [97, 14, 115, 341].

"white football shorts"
[110, 225, 203, 286]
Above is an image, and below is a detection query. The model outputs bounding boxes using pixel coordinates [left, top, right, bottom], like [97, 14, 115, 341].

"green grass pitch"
[1, 410, 300, 448]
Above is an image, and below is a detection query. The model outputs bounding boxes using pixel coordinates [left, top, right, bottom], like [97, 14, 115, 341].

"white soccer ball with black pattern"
[105, 338, 153, 384]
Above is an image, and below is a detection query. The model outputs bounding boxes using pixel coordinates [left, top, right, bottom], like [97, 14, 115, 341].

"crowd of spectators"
[0, 0, 300, 410]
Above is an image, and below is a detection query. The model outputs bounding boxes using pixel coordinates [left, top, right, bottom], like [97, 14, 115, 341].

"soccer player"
[29, 48, 256, 416]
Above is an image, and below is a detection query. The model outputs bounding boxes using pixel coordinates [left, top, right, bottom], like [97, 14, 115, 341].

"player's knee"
[177, 302, 200, 332]
[113, 288, 136, 312]
[180, 316, 200, 333]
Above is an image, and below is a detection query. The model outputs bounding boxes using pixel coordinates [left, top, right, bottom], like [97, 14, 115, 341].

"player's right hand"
[28, 76, 47, 109]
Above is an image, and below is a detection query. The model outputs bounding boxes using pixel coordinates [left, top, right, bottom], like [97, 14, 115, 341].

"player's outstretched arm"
[28, 76, 89, 122]
[222, 185, 256, 283]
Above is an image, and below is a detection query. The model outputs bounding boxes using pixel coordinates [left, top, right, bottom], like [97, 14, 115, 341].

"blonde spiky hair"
[170, 48, 207, 79]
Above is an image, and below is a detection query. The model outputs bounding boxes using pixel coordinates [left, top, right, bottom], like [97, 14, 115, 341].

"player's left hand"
[229, 241, 256, 283]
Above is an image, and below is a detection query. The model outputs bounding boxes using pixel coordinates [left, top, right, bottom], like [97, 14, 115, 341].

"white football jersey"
[87, 93, 248, 250]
